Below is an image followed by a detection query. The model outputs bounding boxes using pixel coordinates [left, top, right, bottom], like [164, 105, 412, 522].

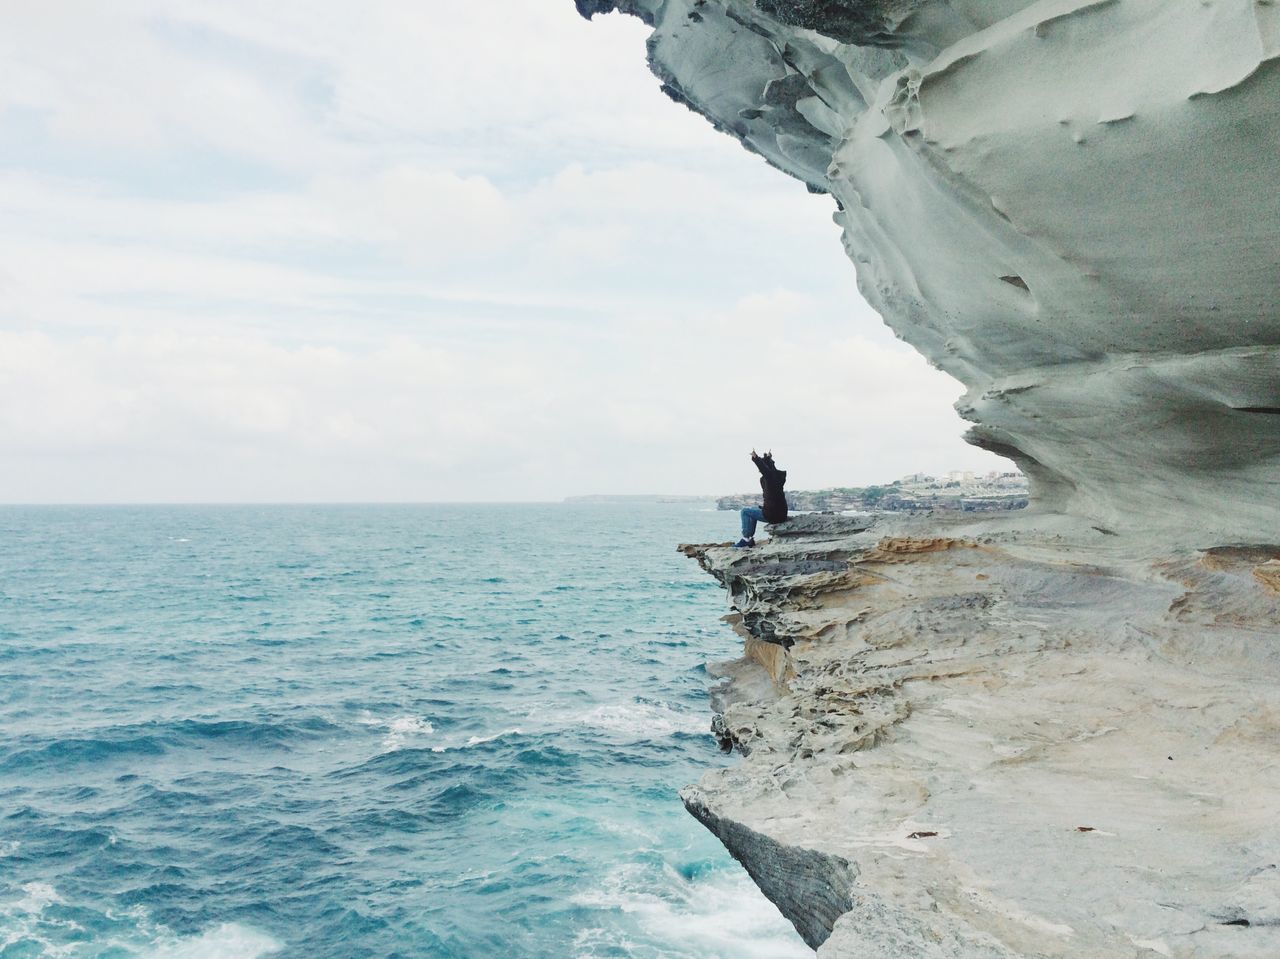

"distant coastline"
[563, 473, 1029, 513]
[716, 471, 1029, 514]
[562, 494, 715, 504]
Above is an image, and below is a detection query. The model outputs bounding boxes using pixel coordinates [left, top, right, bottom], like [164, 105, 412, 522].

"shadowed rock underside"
[578, 2, 1280, 954]
[580, 0, 1280, 543]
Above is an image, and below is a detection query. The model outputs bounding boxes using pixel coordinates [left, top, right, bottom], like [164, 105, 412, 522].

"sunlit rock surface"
[580, 0, 1280, 541]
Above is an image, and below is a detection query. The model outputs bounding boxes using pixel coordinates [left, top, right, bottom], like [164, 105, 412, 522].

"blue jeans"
[740, 507, 766, 539]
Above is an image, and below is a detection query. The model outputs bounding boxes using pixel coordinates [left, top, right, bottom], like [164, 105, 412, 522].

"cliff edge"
[579, 0, 1280, 542]
[576, 2, 1280, 953]
[680, 514, 1280, 956]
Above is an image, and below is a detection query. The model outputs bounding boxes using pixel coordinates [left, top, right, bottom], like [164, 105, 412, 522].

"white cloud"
[0, 291, 1002, 503]
[0, 1, 710, 172]
[0, 1, 1008, 502]
[0, 1, 336, 169]
[312, 166, 519, 264]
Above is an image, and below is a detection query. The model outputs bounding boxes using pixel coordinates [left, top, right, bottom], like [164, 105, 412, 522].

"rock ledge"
[680, 513, 1280, 957]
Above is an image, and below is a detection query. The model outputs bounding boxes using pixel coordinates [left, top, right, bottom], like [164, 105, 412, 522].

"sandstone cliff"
[577, 1, 1280, 954]
[680, 513, 1280, 956]
[579, 0, 1280, 542]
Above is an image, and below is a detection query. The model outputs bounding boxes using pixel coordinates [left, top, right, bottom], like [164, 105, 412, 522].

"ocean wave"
[142, 922, 282, 958]
[0, 734, 168, 772]
[2, 884, 278, 959]
[511, 745, 576, 769]
[0, 717, 338, 772]
[571, 701, 709, 743]
[464, 727, 523, 748]
[0, 503, 745, 958]
[427, 782, 490, 818]
[13, 881, 61, 913]
[169, 717, 338, 746]
[329, 745, 455, 781]
[0, 884, 63, 959]
[428, 727, 523, 753]
[571, 863, 810, 959]
[358, 712, 435, 751]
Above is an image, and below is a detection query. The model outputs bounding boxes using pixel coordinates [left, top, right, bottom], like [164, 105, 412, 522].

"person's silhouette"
[735, 450, 787, 548]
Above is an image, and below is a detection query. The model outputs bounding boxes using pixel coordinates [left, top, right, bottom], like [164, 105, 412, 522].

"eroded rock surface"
[679, 515, 1280, 956]
[580, 0, 1280, 541]
[577, 2, 1280, 951]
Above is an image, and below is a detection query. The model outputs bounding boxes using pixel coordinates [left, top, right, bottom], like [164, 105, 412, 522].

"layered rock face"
[680, 515, 1280, 956]
[579, 0, 1280, 541]
[579, 2, 1280, 954]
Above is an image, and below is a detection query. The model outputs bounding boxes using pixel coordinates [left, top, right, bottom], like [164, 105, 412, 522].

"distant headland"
[716, 470, 1028, 514]
[562, 494, 714, 504]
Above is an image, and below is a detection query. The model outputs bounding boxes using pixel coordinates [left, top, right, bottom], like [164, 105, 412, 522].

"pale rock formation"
[681, 515, 1280, 956]
[578, 0, 1280, 542]
[576, 1, 1280, 954]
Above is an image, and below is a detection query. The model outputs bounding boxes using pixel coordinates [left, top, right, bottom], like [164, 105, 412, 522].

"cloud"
[0, 289, 1003, 503]
[0, 2, 1010, 502]
[312, 166, 519, 265]
[0, 2, 337, 171]
[0, 1, 707, 176]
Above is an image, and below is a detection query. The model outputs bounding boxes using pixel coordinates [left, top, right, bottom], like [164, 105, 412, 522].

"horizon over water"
[0, 503, 612, 509]
[0, 503, 811, 958]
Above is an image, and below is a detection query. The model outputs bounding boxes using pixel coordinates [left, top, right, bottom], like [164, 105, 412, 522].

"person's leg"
[740, 507, 765, 539]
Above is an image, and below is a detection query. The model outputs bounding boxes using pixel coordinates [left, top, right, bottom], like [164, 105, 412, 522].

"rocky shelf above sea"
[679, 511, 1280, 957]
[576, 0, 1280, 953]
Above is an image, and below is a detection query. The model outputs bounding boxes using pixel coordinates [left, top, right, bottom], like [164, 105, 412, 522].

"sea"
[0, 503, 811, 959]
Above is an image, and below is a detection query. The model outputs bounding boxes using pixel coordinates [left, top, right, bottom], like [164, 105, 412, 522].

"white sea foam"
[595, 818, 660, 845]
[1, 882, 77, 955]
[427, 727, 524, 753]
[572, 863, 810, 959]
[0, 885, 279, 959]
[357, 712, 435, 751]
[14, 882, 61, 913]
[464, 728, 523, 747]
[572, 701, 707, 742]
[382, 716, 434, 750]
[144, 922, 281, 959]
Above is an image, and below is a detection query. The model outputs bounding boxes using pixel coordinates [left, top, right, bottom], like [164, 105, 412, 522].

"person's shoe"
[733, 538, 756, 549]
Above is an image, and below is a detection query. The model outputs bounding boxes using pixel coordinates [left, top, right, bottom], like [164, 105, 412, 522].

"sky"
[0, 1, 1006, 503]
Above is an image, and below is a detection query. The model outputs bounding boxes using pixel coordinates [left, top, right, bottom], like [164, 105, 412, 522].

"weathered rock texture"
[576, 1, 1280, 952]
[579, 0, 1280, 542]
[681, 514, 1280, 956]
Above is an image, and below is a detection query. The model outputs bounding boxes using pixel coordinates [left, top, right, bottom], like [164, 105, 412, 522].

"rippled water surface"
[0, 504, 810, 958]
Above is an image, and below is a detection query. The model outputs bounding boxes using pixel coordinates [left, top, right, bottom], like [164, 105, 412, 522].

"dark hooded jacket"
[753, 453, 788, 524]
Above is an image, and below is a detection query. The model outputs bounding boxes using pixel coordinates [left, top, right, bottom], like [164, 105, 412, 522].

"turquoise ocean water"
[0, 504, 810, 958]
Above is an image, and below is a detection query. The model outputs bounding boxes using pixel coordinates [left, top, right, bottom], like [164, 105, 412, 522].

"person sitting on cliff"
[735, 450, 788, 548]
